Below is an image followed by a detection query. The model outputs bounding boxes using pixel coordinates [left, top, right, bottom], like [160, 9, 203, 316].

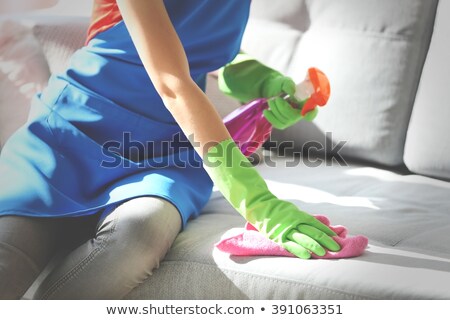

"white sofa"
[1, 0, 450, 299]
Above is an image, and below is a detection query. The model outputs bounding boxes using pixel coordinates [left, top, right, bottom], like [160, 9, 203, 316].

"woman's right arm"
[116, 0, 231, 157]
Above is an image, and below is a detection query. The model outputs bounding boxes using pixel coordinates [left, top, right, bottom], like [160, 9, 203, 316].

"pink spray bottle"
[223, 67, 331, 156]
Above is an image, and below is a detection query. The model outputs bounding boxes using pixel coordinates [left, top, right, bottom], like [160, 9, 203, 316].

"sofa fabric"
[242, 0, 439, 167]
[404, 0, 450, 181]
[125, 153, 450, 299]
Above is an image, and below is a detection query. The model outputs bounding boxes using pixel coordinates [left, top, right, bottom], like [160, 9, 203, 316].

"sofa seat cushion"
[125, 152, 450, 299]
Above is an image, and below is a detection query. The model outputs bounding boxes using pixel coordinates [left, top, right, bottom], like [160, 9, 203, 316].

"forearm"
[160, 79, 232, 157]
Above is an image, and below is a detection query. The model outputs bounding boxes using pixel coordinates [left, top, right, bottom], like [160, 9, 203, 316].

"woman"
[0, 0, 340, 299]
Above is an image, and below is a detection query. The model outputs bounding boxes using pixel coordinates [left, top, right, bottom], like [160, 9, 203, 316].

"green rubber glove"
[204, 138, 341, 259]
[263, 98, 319, 130]
[218, 52, 296, 103]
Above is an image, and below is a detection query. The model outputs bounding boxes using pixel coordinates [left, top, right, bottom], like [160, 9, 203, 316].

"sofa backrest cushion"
[0, 19, 50, 149]
[241, 0, 439, 166]
[403, 0, 450, 181]
[0, 15, 88, 150]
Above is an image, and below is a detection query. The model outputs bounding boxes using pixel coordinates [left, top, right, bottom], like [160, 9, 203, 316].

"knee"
[112, 197, 180, 240]
[97, 197, 182, 272]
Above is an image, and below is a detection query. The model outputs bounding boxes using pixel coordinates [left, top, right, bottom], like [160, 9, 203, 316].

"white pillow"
[0, 19, 50, 149]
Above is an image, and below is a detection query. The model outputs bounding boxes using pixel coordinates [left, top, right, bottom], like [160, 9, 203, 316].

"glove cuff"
[203, 138, 275, 221]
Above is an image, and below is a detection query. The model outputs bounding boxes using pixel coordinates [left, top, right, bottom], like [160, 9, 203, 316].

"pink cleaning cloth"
[216, 215, 368, 259]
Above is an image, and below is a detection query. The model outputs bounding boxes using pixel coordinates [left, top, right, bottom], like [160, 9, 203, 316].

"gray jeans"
[0, 197, 182, 299]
